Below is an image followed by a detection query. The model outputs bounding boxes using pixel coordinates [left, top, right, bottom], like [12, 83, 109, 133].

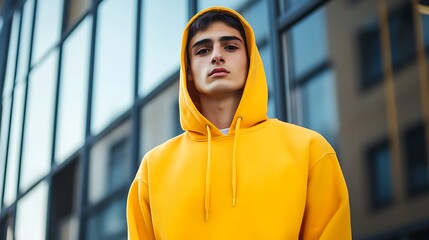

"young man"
[127, 6, 351, 240]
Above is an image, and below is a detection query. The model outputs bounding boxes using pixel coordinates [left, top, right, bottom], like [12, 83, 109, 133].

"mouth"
[209, 67, 230, 77]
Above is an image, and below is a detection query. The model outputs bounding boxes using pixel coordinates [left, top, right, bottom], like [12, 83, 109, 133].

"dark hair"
[187, 11, 247, 48]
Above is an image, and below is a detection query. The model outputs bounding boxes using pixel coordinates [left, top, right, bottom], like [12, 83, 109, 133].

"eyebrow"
[191, 36, 243, 49]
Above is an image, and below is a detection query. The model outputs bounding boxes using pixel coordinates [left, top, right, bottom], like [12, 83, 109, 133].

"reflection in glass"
[141, 81, 179, 156]
[278, 0, 312, 14]
[65, 0, 91, 31]
[368, 142, 392, 209]
[139, 0, 186, 96]
[197, 0, 249, 11]
[290, 9, 327, 79]
[86, 197, 127, 240]
[260, 45, 276, 118]
[242, 0, 269, 41]
[3, 82, 26, 207]
[31, 0, 63, 64]
[89, 121, 131, 204]
[16, 0, 35, 82]
[15, 181, 48, 240]
[21, 51, 58, 191]
[56, 16, 91, 163]
[92, 0, 136, 135]
[300, 70, 338, 146]
[3, 12, 20, 97]
[0, 96, 11, 206]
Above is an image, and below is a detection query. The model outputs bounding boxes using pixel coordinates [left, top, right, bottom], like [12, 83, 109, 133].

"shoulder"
[268, 119, 335, 162]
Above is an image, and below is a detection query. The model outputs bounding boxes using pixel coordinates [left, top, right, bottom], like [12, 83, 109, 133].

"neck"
[199, 91, 242, 129]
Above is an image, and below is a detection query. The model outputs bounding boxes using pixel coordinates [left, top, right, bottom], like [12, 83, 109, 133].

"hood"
[179, 6, 268, 138]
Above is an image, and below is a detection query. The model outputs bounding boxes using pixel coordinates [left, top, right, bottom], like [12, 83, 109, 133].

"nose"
[211, 46, 224, 64]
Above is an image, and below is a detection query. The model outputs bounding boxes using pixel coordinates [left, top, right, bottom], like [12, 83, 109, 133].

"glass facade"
[0, 0, 429, 239]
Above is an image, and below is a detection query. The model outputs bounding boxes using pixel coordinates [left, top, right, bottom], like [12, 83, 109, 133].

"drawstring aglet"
[232, 196, 236, 207]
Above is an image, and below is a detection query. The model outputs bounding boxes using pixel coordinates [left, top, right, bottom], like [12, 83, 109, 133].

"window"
[242, 0, 269, 41]
[108, 138, 131, 193]
[0, 96, 11, 208]
[0, 214, 15, 240]
[88, 121, 131, 204]
[3, 81, 25, 207]
[15, 181, 49, 240]
[140, 81, 179, 156]
[64, 0, 91, 31]
[358, 2, 418, 90]
[21, 51, 58, 191]
[56, 16, 91, 164]
[278, 0, 313, 14]
[197, 0, 249, 11]
[368, 141, 393, 209]
[139, 0, 186, 96]
[16, 0, 35, 82]
[91, 0, 136, 135]
[3, 11, 20, 97]
[86, 196, 127, 240]
[31, 0, 63, 64]
[404, 124, 428, 196]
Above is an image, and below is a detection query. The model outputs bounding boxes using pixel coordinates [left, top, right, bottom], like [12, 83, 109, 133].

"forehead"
[188, 21, 244, 46]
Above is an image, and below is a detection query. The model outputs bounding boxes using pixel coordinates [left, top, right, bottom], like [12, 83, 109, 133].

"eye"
[196, 48, 210, 55]
[225, 45, 239, 51]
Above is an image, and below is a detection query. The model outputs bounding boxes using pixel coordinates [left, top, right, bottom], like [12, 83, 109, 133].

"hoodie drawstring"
[205, 125, 212, 221]
[204, 118, 242, 221]
[232, 117, 242, 207]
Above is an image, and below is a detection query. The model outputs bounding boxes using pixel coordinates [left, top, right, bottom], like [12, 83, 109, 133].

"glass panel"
[65, 0, 91, 31]
[140, 81, 179, 156]
[15, 181, 48, 240]
[278, 0, 312, 14]
[3, 81, 26, 207]
[290, 9, 327, 80]
[3, 12, 20, 97]
[86, 196, 127, 240]
[88, 121, 131, 204]
[0, 96, 11, 207]
[300, 70, 338, 146]
[368, 141, 392, 209]
[260, 45, 276, 118]
[92, 0, 136, 135]
[31, 0, 63, 64]
[56, 16, 91, 163]
[16, 0, 35, 82]
[139, 0, 186, 96]
[242, 0, 269, 41]
[197, 0, 250, 11]
[21, 51, 58, 191]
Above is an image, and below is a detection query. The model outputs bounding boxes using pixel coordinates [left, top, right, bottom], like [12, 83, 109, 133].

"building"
[0, 0, 428, 239]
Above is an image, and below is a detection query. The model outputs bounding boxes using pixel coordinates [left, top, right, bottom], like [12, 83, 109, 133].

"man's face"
[187, 21, 248, 97]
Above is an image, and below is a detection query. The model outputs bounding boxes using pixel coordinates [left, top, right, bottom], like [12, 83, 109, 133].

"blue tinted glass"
[278, 0, 312, 13]
[92, 0, 136, 134]
[0, 96, 12, 207]
[16, 0, 35, 82]
[87, 197, 127, 240]
[260, 45, 276, 118]
[139, 0, 187, 96]
[291, 8, 327, 79]
[21, 51, 58, 191]
[197, 0, 250, 11]
[301, 70, 338, 146]
[3, 12, 20, 97]
[423, 14, 429, 47]
[3, 82, 26, 207]
[32, 0, 63, 64]
[15, 182, 48, 240]
[373, 147, 392, 204]
[242, 0, 269, 41]
[56, 16, 91, 163]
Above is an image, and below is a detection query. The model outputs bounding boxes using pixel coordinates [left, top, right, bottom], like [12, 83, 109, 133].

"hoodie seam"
[308, 152, 336, 173]
[135, 177, 149, 186]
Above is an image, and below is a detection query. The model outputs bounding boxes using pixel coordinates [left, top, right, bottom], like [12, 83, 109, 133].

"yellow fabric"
[127, 6, 351, 240]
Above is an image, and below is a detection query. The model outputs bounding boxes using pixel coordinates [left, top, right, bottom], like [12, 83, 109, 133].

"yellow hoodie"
[127, 6, 351, 240]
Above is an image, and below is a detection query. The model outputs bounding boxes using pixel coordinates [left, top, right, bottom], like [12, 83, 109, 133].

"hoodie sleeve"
[299, 153, 352, 240]
[127, 157, 155, 240]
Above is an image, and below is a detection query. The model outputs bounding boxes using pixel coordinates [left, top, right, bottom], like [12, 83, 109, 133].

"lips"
[209, 67, 230, 76]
